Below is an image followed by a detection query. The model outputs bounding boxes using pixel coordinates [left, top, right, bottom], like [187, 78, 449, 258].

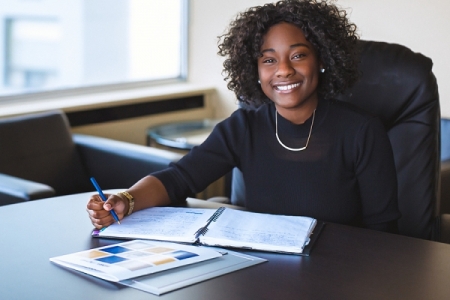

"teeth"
[276, 83, 300, 91]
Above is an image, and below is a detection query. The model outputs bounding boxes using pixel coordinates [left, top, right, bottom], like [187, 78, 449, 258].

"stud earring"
[320, 68, 325, 73]
[258, 80, 261, 84]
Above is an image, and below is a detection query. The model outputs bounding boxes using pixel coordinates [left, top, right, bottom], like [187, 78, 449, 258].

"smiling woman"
[86, 0, 401, 236]
[0, 0, 187, 100]
[218, 0, 358, 109]
[257, 22, 321, 125]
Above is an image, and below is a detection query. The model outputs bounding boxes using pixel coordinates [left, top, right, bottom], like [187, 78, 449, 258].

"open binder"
[93, 206, 322, 255]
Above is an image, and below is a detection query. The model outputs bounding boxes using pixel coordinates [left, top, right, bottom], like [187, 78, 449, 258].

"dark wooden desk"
[2, 191, 450, 300]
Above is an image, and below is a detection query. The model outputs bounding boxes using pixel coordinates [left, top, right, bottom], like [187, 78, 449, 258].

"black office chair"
[224, 40, 445, 241]
[0, 110, 182, 206]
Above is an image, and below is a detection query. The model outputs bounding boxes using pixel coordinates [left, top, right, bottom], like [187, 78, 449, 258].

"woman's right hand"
[85, 175, 172, 229]
[86, 194, 128, 229]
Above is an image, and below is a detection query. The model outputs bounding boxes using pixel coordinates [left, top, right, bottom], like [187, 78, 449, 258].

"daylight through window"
[0, 0, 187, 98]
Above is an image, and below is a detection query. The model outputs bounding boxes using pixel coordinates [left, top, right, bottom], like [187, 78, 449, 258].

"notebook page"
[94, 207, 216, 243]
[200, 209, 316, 253]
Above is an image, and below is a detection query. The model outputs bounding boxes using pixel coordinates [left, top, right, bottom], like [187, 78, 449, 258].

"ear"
[319, 61, 325, 70]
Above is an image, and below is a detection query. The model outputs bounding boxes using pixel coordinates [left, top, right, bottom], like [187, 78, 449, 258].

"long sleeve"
[353, 116, 400, 231]
[152, 99, 401, 232]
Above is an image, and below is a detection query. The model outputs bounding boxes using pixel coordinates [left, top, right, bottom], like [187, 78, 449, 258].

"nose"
[276, 59, 295, 78]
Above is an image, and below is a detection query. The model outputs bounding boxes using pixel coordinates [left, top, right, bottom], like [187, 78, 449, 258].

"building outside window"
[0, 0, 187, 99]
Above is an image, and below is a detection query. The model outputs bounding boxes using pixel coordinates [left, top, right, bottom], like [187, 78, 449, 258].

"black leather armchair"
[0, 110, 183, 206]
[336, 40, 441, 240]
[226, 40, 446, 241]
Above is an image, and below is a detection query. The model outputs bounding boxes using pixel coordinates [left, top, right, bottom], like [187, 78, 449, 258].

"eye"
[292, 53, 306, 60]
[262, 58, 275, 64]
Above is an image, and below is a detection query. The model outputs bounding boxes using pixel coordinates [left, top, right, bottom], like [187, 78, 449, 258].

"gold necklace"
[275, 109, 316, 151]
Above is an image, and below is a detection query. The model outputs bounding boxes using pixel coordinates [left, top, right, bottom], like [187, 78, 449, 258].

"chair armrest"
[440, 160, 450, 214]
[206, 196, 232, 204]
[437, 214, 450, 243]
[0, 173, 55, 205]
[73, 134, 183, 189]
[187, 197, 246, 210]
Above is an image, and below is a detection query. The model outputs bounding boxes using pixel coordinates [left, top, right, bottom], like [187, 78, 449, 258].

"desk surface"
[3, 191, 450, 300]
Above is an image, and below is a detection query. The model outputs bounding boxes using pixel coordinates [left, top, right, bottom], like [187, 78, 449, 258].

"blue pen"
[90, 177, 121, 224]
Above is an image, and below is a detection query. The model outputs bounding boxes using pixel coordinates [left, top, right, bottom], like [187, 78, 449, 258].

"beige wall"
[73, 0, 450, 144]
[189, 0, 450, 117]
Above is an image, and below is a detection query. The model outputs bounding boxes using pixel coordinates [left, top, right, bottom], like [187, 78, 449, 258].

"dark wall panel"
[66, 95, 204, 127]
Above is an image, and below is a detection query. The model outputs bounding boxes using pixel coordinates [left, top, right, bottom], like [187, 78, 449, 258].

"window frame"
[0, 0, 189, 105]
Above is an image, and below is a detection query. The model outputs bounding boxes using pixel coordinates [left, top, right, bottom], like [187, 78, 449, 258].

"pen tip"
[118, 221, 121, 225]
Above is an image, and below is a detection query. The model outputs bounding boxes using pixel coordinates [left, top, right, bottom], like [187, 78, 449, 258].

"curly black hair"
[218, 0, 359, 106]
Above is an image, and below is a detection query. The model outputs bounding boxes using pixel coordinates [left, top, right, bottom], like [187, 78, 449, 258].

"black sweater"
[153, 99, 401, 231]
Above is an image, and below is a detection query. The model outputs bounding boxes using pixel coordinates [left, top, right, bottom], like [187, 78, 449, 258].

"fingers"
[86, 194, 127, 229]
[104, 194, 127, 216]
[86, 194, 105, 211]
[87, 209, 115, 229]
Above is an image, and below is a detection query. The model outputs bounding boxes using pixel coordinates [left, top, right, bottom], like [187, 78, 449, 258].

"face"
[257, 22, 322, 120]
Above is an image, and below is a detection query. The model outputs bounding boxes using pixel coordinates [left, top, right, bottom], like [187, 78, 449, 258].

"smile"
[275, 82, 301, 91]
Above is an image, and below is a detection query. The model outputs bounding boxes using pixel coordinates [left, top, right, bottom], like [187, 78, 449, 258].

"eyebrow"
[260, 43, 311, 54]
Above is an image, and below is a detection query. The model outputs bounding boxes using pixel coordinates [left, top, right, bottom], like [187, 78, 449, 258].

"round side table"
[147, 119, 221, 150]
[147, 119, 229, 199]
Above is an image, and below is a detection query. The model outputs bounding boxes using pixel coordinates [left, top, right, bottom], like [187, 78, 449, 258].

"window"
[0, 0, 188, 99]
[5, 18, 61, 89]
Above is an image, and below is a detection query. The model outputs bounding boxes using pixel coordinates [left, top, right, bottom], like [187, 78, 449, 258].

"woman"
[87, 0, 400, 233]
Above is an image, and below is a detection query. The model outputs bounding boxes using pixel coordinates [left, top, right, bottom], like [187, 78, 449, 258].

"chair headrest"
[336, 40, 439, 129]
